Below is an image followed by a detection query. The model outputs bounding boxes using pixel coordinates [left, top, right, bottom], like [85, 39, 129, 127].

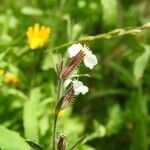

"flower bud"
[59, 43, 97, 80]
[59, 50, 85, 80]
[61, 87, 74, 110]
[61, 79, 88, 110]
[57, 134, 66, 150]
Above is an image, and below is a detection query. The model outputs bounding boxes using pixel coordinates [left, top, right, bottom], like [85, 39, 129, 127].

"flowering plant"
[0, 2, 149, 149]
[52, 43, 98, 150]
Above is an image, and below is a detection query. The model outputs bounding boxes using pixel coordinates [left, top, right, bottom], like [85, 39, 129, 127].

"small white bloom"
[67, 43, 83, 58]
[72, 80, 89, 95]
[83, 51, 98, 69]
[67, 43, 98, 69]
[65, 79, 89, 95]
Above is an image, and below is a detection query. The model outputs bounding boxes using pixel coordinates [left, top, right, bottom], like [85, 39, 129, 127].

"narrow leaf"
[111, 62, 135, 86]
[21, 7, 43, 16]
[70, 134, 87, 150]
[0, 48, 10, 60]
[134, 45, 150, 80]
[23, 87, 42, 142]
[106, 104, 122, 135]
[26, 140, 44, 150]
[0, 125, 30, 150]
[100, 0, 117, 27]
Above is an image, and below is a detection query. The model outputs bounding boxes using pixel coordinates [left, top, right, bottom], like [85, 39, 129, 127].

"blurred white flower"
[83, 50, 98, 69]
[67, 43, 83, 58]
[67, 43, 98, 69]
[72, 80, 89, 95]
[64, 79, 89, 95]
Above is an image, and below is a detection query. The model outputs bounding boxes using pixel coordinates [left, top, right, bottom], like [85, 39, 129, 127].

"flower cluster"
[68, 43, 98, 69]
[59, 43, 98, 79]
[58, 43, 98, 111]
[61, 79, 89, 110]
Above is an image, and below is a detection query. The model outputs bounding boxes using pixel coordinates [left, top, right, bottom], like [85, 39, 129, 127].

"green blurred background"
[0, 0, 150, 150]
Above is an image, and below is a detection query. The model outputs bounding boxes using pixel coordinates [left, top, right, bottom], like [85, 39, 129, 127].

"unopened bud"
[57, 134, 66, 150]
[61, 87, 74, 110]
[59, 51, 85, 80]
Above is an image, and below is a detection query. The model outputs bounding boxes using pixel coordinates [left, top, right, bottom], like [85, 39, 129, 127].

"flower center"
[82, 45, 90, 55]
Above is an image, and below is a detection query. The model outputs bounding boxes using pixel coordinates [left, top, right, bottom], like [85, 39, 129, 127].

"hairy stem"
[57, 79, 63, 102]
[52, 79, 63, 150]
[52, 114, 58, 150]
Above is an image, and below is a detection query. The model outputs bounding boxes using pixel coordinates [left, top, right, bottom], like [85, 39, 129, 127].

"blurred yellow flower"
[26, 23, 51, 50]
[0, 69, 4, 76]
[4, 73, 19, 87]
[126, 122, 134, 130]
[58, 110, 65, 118]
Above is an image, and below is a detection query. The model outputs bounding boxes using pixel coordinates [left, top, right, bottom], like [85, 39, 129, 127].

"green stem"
[136, 82, 148, 150]
[70, 134, 88, 150]
[132, 81, 148, 150]
[52, 79, 63, 150]
[52, 114, 58, 150]
[48, 22, 150, 52]
[57, 79, 63, 102]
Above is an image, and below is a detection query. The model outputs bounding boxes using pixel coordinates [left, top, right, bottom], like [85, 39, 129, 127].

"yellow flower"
[0, 69, 4, 76]
[26, 23, 51, 50]
[4, 73, 19, 87]
[58, 110, 65, 118]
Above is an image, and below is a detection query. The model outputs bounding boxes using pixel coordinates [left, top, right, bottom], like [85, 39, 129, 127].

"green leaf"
[106, 104, 122, 135]
[100, 0, 117, 27]
[23, 87, 42, 142]
[111, 62, 135, 86]
[26, 140, 44, 150]
[70, 134, 87, 150]
[133, 45, 150, 80]
[0, 125, 30, 150]
[77, 144, 95, 150]
[41, 52, 59, 71]
[8, 88, 28, 101]
[0, 48, 11, 60]
[21, 7, 43, 16]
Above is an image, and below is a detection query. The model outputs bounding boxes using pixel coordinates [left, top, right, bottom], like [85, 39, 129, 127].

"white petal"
[72, 80, 88, 95]
[83, 52, 98, 69]
[64, 79, 72, 88]
[80, 85, 89, 95]
[67, 43, 83, 58]
[74, 89, 81, 95]
[72, 80, 83, 89]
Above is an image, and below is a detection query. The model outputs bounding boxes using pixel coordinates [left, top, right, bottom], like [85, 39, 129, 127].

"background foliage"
[0, 0, 150, 150]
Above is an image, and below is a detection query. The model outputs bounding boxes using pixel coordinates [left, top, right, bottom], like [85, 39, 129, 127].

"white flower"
[67, 43, 83, 58]
[83, 51, 98, 69]
[72, 80, 89, 95]
[64, 79, 89, 95]
[67, 43, 98, 69]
